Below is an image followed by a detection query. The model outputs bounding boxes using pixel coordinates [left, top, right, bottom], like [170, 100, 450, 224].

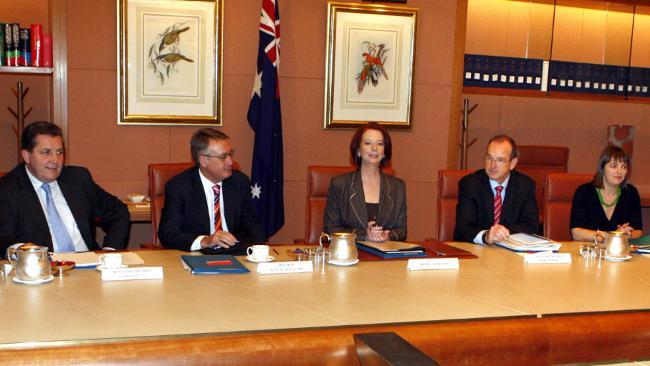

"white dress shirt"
[473, 174, 511, 244]
[25, 166, 89, 252]
[190, 169, 230, 251]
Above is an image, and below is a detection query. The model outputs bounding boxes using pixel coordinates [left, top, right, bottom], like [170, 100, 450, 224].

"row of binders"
[464, 54, 543, 90]
[464, 54, 650, 98]
[548, 61, 649, 97]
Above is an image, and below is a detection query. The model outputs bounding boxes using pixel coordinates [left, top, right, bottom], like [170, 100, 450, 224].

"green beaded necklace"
[596, 186, 621, 208]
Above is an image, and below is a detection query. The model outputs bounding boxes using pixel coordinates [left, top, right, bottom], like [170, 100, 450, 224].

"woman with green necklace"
[570, 145, 643, 241]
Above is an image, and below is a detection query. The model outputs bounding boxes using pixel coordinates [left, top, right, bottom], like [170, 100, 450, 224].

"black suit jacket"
[323, 169, 407, 241]
[454, 169, 538, 243]
[158, 166, 266, 255]
[0, 164, 130, 255]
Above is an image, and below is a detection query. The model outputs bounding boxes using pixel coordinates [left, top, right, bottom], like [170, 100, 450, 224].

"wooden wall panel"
[631, 6, 650, 67]
[466, 0, 508, 56]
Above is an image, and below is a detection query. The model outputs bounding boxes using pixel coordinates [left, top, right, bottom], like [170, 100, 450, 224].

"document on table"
[357, 241, 424, 254]
[496, 233, 561, 252]
[53, 252, 145, 268]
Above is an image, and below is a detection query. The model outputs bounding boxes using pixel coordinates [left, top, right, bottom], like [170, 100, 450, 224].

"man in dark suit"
[158, 128, 266, 255]
[0, 121, 130, 256]
[454, 135, 538, 244]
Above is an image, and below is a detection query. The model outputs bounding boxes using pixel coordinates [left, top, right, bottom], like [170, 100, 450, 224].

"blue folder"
[180, 255, 250, 275]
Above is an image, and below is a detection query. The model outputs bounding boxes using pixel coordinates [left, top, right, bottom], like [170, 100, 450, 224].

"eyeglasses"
[484, 155, 509, 165]
[202, 150, 235, 161]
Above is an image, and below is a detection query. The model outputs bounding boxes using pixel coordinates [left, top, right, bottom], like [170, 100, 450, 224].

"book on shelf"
[495, 233, 561, 253]
[490, 56, 500, 84]
[548, 61, 559, 91]
[180, 255, 250, 275]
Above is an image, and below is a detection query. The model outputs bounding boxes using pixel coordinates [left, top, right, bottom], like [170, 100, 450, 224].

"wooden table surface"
[2, 243, 650, 348]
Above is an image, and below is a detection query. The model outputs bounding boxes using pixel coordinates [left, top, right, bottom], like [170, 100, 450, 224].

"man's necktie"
[42, 183, 75, 252]
[212, 184, 223, 232]
[493, 185, 504, 225]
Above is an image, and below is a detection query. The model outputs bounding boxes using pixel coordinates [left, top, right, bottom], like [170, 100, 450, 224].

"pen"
[272, 248, 279, 255]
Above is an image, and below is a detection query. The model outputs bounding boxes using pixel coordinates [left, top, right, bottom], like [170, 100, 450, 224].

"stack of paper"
[52, 252, 145, 268]
[496, 233, 561, 252]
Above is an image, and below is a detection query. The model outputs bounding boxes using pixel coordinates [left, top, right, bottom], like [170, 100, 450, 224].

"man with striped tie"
[454, 135, 539, 245]
[0, 121, 130, 256]
[158, 128, 266, 255]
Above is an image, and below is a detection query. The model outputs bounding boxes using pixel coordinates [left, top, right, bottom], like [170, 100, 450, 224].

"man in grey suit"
[454, 135, 538, 245]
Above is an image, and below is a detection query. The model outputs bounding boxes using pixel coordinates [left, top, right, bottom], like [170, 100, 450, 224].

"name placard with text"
[407, 258, 459, 271]
[257, 261, 313, 275]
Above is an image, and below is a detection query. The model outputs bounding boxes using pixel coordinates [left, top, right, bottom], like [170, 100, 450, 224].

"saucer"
[604, 255, 632, 262]
[328, 258, 359, 266]
[12, 275, 54, 285]
[246, 255, 275, 263]
[96, 264, 128, 270]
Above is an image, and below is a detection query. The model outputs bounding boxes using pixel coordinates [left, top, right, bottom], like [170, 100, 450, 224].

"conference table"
[2, 243, 650, 365]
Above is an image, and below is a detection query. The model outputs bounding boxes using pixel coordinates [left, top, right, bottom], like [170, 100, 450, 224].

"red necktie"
[212, 185, 223, 232]
[493, 185, 503, 224]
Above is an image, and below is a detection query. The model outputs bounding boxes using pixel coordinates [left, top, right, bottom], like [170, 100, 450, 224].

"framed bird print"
[117, 0, 223, 125]
[324, 2, 417, 129]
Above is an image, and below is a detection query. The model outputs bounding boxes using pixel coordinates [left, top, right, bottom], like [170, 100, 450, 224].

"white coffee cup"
[99, 253, 123, 269]
[247, 245, 270, 261]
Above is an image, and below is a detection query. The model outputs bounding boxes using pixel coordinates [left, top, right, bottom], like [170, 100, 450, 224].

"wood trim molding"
[3, 311, 650, 365]
[446, 1, 468, 170]
[50, 0, 69, 144]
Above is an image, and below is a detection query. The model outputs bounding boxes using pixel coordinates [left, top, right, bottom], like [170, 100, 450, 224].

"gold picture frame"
[117, 0, 223, 125]
[324, 2, 418, 129]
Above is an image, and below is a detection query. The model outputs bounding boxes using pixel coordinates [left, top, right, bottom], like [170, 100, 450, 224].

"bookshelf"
[463, 86, 650, 105]
[0, 66, 53, 75]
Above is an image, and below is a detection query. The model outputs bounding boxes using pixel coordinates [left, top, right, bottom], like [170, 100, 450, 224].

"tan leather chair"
[436, 170, 472, 242]
[148, 161, 241, 247]
[543, 173, 592, 241]
[304, 165, 395, 244]
[516, 145, 569, 224]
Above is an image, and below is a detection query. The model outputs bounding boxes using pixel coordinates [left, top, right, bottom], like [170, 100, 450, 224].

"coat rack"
[459, 98, 477, 169]
[7, 81, 32, 163]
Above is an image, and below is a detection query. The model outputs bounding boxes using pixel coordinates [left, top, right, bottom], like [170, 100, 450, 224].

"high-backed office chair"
[543, 172, 592, 241]
[0, 171, 5, 177]
[148, 163, 194, 247]
[148, 161, 241, 247]
[304, 165, 395, 244]
[516, 145, 569, 224]
[436, 170, 472, 242]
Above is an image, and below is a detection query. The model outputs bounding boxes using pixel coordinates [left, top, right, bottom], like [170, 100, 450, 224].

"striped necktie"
[42, 183, 75, 252]
[493, 185, 504, 225]
[212, 184, 223, 232]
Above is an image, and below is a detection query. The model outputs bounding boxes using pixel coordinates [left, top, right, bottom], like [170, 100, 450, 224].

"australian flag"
[247, 0, 284, 237]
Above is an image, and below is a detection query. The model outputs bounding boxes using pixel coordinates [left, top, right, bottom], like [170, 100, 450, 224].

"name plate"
[257, 261, 313, 275]
[407, 258, 459, 271]
[524, 253, 571, 264]
[101, 267, 164, 281]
